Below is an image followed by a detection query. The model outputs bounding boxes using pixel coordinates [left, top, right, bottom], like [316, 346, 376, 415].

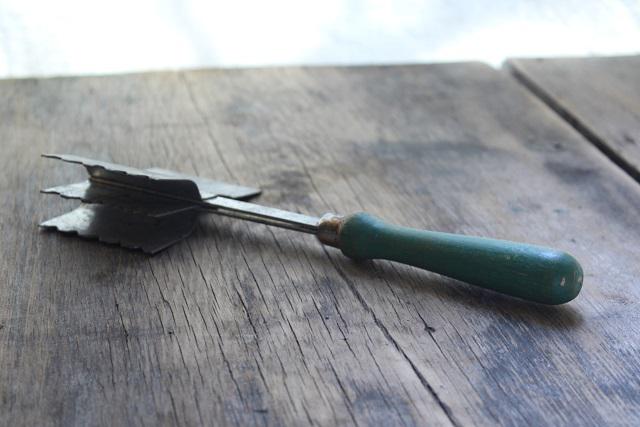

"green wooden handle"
[338, 213, 583, 304]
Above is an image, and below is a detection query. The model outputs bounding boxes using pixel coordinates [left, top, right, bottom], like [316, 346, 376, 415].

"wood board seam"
[505, 61, 640, 185]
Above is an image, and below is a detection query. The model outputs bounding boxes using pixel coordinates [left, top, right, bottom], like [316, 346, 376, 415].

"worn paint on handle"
[338, 213, 583, 305]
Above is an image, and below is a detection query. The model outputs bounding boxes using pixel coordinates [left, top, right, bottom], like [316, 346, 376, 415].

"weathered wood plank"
[507, 55, 640, 182]
[0, 63, 639, 426]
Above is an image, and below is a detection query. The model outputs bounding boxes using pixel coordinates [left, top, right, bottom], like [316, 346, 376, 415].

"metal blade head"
[40, 154, 262, 253]
[42, 154, 261, 201]
[40, 203, 198, 254]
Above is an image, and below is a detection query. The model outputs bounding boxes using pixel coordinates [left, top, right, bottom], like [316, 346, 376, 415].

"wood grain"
[507, 55, 640, 182]
[0, 63, 639, 426]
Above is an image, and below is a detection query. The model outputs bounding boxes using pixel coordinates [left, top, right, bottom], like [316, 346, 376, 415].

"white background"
[1, 0, 639, 78]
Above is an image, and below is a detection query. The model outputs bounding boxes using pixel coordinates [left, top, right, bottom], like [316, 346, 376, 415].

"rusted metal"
[316, 213, 344, 248]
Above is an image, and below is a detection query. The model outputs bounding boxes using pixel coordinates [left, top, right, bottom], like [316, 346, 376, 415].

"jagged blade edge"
[40, 182, 198, 217]
[40, 204, 198, 254]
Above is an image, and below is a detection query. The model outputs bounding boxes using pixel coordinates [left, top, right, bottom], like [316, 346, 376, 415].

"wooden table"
[1, 57, 639, 426]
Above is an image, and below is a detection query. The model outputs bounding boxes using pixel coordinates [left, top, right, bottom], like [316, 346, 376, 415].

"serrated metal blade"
[40, 203, 198, 254]
[42, 154, 261, 200]
[42, 180, 197, 217]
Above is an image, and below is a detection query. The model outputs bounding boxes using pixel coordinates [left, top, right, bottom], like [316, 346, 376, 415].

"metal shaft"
[204, 197, 321, 234]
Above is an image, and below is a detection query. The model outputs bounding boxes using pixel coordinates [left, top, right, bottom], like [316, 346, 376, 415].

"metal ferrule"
[316, 213, 345, 248]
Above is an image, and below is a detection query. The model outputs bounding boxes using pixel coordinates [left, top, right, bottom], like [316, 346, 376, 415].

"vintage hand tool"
[41, 154, 583, 305]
